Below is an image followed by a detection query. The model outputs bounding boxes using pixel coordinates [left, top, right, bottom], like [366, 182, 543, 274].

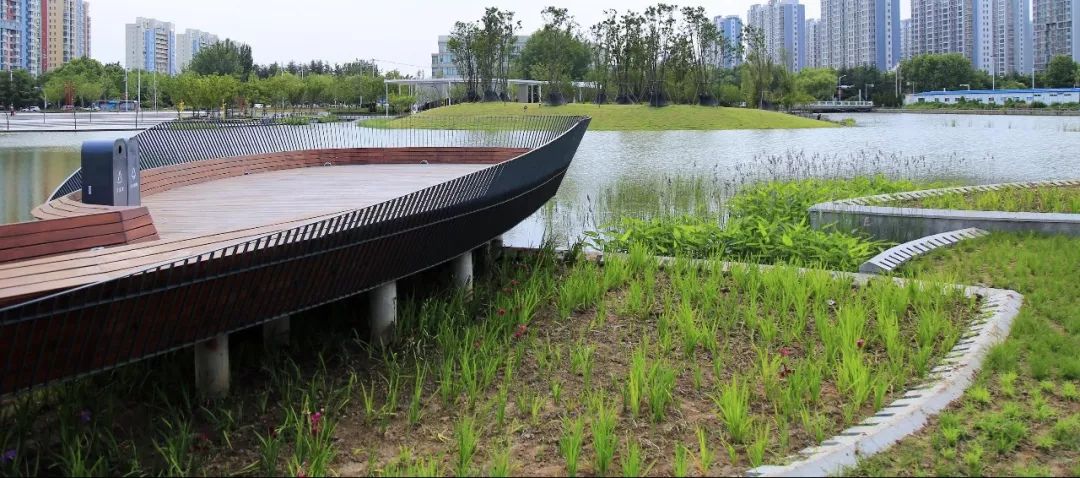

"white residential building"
[901, 18, 913, 60]
[125, 17, 174, 74]
[175, 28, 218, 72]
[747, 0, 806, 71]
[821, 0, 902, 70]
[912, 0, 1032, 74]
[806, 18, 822, 68]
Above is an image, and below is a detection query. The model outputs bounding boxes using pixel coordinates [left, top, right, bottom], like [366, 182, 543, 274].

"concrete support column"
[490, 235, 504, 259]
[194, 333, 229, 398]
[452, 250, 474, 293]
[263, 316, 290, 349]
[370, 282, 397, 346]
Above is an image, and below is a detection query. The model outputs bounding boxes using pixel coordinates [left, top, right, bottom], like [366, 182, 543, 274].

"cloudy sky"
[91, 0, 914, 74]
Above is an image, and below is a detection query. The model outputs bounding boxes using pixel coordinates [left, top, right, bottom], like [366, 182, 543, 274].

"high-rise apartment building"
[0, 0, 89, 75]
[747, 0, 806, 71]
[125, 17, 175, 74]
[713, 15, 744, 68]
[175, 28, 219, 72]
[901, 18, 913, 60]
[0, 0, 30, 72]
[820, 0, 902, 70]
[806, 18, 822, 68]
[912, 0, 1032, 74]
[1033, 0, 1080, 71]
[996, 0, 1033, 75]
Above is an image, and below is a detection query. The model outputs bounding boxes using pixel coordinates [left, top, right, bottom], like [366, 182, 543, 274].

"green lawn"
[368, 103, 833, 131]
[850, 233, 1080, 477]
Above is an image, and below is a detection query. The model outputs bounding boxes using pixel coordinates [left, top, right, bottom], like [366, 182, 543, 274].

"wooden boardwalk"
[0, 164, 487, 302]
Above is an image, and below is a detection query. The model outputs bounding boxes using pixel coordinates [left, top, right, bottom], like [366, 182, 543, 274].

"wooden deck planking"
[143, 164, 487, 239]
[0, 164, 488, 302]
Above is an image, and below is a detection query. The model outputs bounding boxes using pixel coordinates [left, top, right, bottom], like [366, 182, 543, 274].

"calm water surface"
[2, 113, 1078, 244]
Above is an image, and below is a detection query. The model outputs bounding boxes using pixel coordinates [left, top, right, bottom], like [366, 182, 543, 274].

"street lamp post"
[960, 83, 971, 91]
[837, 74, 847, 101]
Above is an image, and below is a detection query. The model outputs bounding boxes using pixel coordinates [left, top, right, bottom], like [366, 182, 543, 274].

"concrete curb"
[809, 179, 1080, 242]
[859, 228, 988, 274]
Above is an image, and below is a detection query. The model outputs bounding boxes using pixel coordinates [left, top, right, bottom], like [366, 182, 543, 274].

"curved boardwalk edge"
[809, 179, 1080, 242]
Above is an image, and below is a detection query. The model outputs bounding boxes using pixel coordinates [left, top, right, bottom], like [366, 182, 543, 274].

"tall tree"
[518, 7, 587, 105]
[642, 4, 677, 106]
[898, 53, 986, 93]
[1044, 55, 1078, 88]
[188, 39, 254, 80]
[680, 6, 721, 105]
[0, 69, 38, 109]
[448, 21, 480, 101]
[741, 26, 774, 108]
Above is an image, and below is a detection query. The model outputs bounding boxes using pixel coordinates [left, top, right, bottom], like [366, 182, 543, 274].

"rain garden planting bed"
[0, 244, 991, 476]
[848, 232, 1080, 477]
[884, 183, 1080, 214]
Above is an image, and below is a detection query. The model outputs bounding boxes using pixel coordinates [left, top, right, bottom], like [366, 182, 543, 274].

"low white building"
[904, 88, 1080, 106]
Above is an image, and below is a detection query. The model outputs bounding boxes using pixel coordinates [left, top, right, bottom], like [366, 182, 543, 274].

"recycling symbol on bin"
[131, 167, 137, 181]
[116, 170, 123, 185]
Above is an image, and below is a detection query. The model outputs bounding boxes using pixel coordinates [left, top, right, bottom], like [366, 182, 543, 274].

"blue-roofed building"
[905, 88, 1080, 106]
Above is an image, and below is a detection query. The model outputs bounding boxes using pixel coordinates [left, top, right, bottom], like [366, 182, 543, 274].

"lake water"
[2, 113, 1078, 245]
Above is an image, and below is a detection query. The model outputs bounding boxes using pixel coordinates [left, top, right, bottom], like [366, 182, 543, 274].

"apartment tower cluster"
[124, 17, 219, 74]
[910, 0, 1033, 75]
[0, 0, 91, 75]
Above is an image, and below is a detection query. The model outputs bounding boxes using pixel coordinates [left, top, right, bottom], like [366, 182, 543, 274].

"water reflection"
[0, 148, 79, 224]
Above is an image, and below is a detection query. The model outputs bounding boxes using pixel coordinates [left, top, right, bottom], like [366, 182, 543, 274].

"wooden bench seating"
[0, 207, 158, 264]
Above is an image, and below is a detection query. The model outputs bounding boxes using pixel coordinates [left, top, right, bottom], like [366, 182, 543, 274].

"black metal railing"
[2, 115, 590, 396]
[49, 116, 580, 200]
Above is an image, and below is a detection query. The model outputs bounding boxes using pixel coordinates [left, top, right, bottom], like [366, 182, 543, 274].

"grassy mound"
[367, 103, 833, 131]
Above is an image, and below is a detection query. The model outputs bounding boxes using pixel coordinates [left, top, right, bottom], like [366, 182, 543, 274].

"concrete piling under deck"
[452, 251, 474, 293]
[194, 333, 230, 398]
[263, 316, 290, 349]
[370, 282, 397, 346]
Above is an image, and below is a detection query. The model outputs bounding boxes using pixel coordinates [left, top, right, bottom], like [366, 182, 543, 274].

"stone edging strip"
[858, 228, 988, 274]
[808, 179, 1080, 242]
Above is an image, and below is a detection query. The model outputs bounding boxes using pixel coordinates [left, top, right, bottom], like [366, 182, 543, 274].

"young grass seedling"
[621, 439, 650, 478]
[454, 415, 478, 476]
[673, 443, 690, 477]
[696, 426, 714, 475]
[714, 376, 752, 444]
[559, 416, 586, 477]
[590, 395, 618, 476]
[746, 421, 771, 468]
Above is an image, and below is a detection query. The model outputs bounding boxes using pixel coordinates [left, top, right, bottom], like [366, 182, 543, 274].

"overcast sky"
[91, 0, 913, 75]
